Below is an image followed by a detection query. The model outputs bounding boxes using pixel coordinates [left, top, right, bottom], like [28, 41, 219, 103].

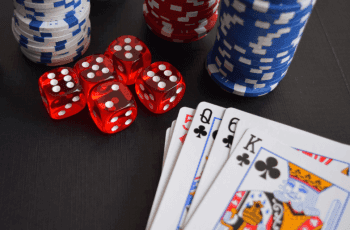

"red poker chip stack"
[143, 0, 219, 43]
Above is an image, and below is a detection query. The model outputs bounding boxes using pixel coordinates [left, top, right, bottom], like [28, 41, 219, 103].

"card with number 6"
[185, 108, 240, 224]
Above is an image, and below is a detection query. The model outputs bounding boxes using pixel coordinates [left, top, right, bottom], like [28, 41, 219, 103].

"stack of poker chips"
[206, 0, 316, 97]
[12, 0, 91, 66]
[143, 0, 219, 43]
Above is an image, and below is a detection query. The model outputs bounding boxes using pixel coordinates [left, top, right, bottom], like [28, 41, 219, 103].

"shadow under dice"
[87, 80, 137, 134]
[74, 54, 119, 96]
[104, 35, 151, 85]
[135, 62, 186, 114]
[38, 67, 86, 120]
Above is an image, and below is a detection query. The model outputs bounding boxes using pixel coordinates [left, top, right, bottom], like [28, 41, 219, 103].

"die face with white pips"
[74, 54, 116, 96]
[38, 67, 86, 120]
[87, 80, 138, 134]
[104, 35, 152, 85]
[143, 62, 181, 92]
[135, 61, 186, 114]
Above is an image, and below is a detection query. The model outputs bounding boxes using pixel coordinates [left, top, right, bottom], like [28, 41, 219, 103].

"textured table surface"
[1, 0, 350, 229]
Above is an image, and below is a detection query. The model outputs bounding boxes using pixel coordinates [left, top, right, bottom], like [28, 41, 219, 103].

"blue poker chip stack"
[206, 0, 316, 97]
[12, 0, 91, 66]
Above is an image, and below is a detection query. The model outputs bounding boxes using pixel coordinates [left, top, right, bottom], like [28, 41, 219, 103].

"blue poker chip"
[206, 0, 316, 96]
[212, 34, 297, 69]
[222, 0, 315, 23]
[207, 48, 288, 86]
[211, 51, 292, 82]
[215, 24, 301, 59]
[206, 58, 279, 97]
[218, 17, 307, 50]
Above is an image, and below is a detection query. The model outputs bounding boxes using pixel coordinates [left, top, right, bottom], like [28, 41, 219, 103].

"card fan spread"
[143, 0, 219, 43]
[12, 0, 91, 66]
[151, 102, 350, 230]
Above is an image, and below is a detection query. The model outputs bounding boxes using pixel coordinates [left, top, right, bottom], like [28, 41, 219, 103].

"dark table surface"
[1, 0, 350, 229]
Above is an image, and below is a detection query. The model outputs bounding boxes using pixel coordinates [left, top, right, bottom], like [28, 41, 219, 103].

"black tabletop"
[1, 0, 350, 229]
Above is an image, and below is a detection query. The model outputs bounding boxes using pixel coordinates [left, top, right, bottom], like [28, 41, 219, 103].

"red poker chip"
[147, 23, 208, 43]
[143, 1, 219, 43]
[144, 1, 218, 29]
[144, 4, 218, 36]
[146, 11, 217, 32]
[146, 11, 218, 38]
[149, 0, 219, 23]
[144, 12, 216, 42]
[147, 0, 217, 13]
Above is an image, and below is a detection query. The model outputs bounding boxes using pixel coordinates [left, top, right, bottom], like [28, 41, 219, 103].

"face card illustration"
[228, 110, 350, 176]
[184, 128, 350, 230]
[150, 102, 225, 230]
[146, 107, 195, 230]
[185, 108, 240, 224]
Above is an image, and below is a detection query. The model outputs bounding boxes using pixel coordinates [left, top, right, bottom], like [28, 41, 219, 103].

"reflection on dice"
[104, 35, 151, 85]
[74, 54, 120, 96]
[87, 80, 137, 134]
[135, 62, 186, 114]
[38, 67, 86, 119]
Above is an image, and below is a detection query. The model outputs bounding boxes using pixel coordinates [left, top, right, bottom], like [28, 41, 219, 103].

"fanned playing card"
[229, 109, 350, 176]
[184, 128, 350, 230]
[146, 107, 195, 230]
[150, 102, 225, 230]
[185, 108, 240, 224]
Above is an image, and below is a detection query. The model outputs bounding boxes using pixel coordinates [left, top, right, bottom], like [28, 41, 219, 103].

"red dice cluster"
[38, 35, 186, 134]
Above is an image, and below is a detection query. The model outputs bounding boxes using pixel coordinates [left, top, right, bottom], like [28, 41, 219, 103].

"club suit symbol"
[255, 157, 281, 180]
[194, 125, 207, 138]
[223, 135, 234, 148]
[237, 153, 250, 166]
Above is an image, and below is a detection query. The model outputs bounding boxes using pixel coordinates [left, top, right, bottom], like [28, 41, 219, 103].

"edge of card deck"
[150, 102, 225, 230]
[184, 128, 350, 230]
[163, 120, 176, 167]
[163, 127, 171, 168]
[146, 107, 195, 230]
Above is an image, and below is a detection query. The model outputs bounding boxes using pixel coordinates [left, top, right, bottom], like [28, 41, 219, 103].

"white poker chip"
[12, 1, 92, 66]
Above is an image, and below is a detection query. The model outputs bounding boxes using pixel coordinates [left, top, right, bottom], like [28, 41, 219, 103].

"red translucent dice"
[87, 80, 137, 134]
[38, 67, 86, 119]
[74, 54, 120, 96]
[104, 35, 152, 85]
[135, 62, 186, 114]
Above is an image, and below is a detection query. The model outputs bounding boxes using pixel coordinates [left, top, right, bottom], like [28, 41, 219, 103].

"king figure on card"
[218, 163, 341, 230]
